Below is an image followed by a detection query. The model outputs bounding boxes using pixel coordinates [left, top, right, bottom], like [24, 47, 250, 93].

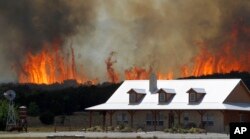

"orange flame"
[181, 24, 250, 77]
[105, 52, 119, 83]
[18, 24, 250, 84]
[19, 39, 97, 84]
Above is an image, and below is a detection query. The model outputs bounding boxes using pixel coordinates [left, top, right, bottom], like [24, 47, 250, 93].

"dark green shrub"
[107, 126, 114, 131]
[121, 126, 132, 132]
[28, 102, 40, 116]
[39, 112, 55, 125]
[186, 122, 197, 128]
[0, 100, 8, 131]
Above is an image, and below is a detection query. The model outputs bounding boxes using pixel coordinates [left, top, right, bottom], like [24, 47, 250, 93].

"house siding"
[104, 110, 227, 132]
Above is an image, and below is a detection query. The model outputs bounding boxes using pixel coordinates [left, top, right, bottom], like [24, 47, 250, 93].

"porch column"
[102, 111, 107, 131]
[108, 111, 115, 126]
[151, 110, 158, 131]
[168, 111, 174, 128]
[197, 110, 205, 128]
[89, 111, 93, 128]
[220, 110, 225, 132]
[128, 110, 136, 128]
[174, 110, 182, 127]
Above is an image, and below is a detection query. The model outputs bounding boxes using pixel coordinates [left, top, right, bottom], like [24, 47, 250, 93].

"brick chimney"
[149, 73, 158, 93]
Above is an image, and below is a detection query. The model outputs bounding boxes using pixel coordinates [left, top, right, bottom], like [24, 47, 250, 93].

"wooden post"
[89, 111, 93, 128]
[197, 110, 205, 128]
[168, 111, 174, 128]
[108, 111, 115, 126]
[128, 110, 136, 128]
[102, 111, 106, 131]
[151, 110, 157, 131]
[220, 110, 225, 132]
[174, 110, 182, 127]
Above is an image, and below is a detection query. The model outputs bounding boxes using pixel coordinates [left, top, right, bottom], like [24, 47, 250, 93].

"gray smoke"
[0, 0, 250, 83]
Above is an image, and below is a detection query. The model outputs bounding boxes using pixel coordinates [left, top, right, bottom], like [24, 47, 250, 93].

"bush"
[121, 126, 132, 132]
[107, 126, 114, 131]
[164, 127, 204, 134]
[86, 126, 103, 132]
[39, 112, 55, 125]
[136, 128, 143, 132]
[186, 122, 197, 128]
[0, 100, 8, 131]
[28, 102, 40, 117]
[115, 124, 125, 131]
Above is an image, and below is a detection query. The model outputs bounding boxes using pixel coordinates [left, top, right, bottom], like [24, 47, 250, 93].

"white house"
[86, 74, 250, 132]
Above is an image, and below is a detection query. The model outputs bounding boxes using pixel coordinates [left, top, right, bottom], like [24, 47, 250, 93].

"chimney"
[149, 73, 158, 93]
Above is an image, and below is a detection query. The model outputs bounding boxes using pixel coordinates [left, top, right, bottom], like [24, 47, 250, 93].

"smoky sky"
[0, 0, 250, 83]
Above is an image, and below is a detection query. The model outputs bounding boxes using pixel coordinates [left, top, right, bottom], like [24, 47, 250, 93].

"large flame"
[18, 24, 250, 84]
[181, 24, 250, 77]
[19, 39, 97, 84]
[105, 52, 119, 83]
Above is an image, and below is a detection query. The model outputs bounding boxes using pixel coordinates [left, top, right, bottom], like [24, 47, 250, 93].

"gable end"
[223, 81, 250, 103]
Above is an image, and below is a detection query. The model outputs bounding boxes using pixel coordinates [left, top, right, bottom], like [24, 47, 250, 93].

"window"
[190, 93, 196, 102]
[129, 93, 136, 103]
[240, 114, 245, 122]
[183, 112, 189, 126]
[146, 112, 164, 126]
[159, 93, 165, 102]
[116, 113, 128, 124]
[202, 113, 214, 126]
[158, 112, 164, 126]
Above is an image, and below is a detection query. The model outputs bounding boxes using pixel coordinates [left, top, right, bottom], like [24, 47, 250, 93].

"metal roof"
[159, 88, 176, 94]
[188, 88, 206, 93]
[86, 79, 250, 111]
[128, 88, 146, 94]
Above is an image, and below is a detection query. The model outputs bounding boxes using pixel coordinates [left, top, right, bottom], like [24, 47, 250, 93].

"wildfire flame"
[18, 24, 250, 84]
[19, 39, 97, 84]
[105, 52, 119, 83]
[181, 24, 250, 77]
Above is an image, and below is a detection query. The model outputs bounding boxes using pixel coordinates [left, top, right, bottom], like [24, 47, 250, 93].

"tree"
[39, 111, 55, 125]
[0, 100, 8, 130]
[28, 102, 40, 117]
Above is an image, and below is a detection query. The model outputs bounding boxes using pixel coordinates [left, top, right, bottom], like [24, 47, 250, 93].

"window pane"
[159, 93, 165, 102]
[190, 93, 195, 101]
[130, 93, 136, 102]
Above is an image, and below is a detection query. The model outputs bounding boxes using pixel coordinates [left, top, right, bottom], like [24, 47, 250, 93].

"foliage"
[0, 82, 121, 117]
[164, 127, 206, 134]
[28, 102, 40, 116]
[120, 126, 132, 132]
[39, 111, 55, 125]
[107, 126, 115, 131]
[0, 100, 8, 130]
[86, 126, 102, 132]
[186, 122, 197, 128]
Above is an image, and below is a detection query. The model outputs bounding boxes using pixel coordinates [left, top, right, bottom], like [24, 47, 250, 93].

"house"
[86, 74, 250, 132]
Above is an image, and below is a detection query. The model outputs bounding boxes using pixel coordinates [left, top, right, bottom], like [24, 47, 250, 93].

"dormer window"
[157, 88, 176, 103]
[189, 92, 196, 102]
[129, 93, 136, 103]
[159, 93, 166, 102]
[187, 88, 206, 103]
[127, 89, 146, 104]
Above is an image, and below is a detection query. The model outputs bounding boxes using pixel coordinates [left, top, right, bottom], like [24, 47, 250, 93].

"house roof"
[128, 88, 146, 94]
[188, 88, 206, 93]
[158, 88, 176, 94]
[86, 79, 250, 111]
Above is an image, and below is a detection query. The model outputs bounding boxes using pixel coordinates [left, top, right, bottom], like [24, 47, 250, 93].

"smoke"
[0, 0, 97, 82]
[0, 0, 250, 83]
